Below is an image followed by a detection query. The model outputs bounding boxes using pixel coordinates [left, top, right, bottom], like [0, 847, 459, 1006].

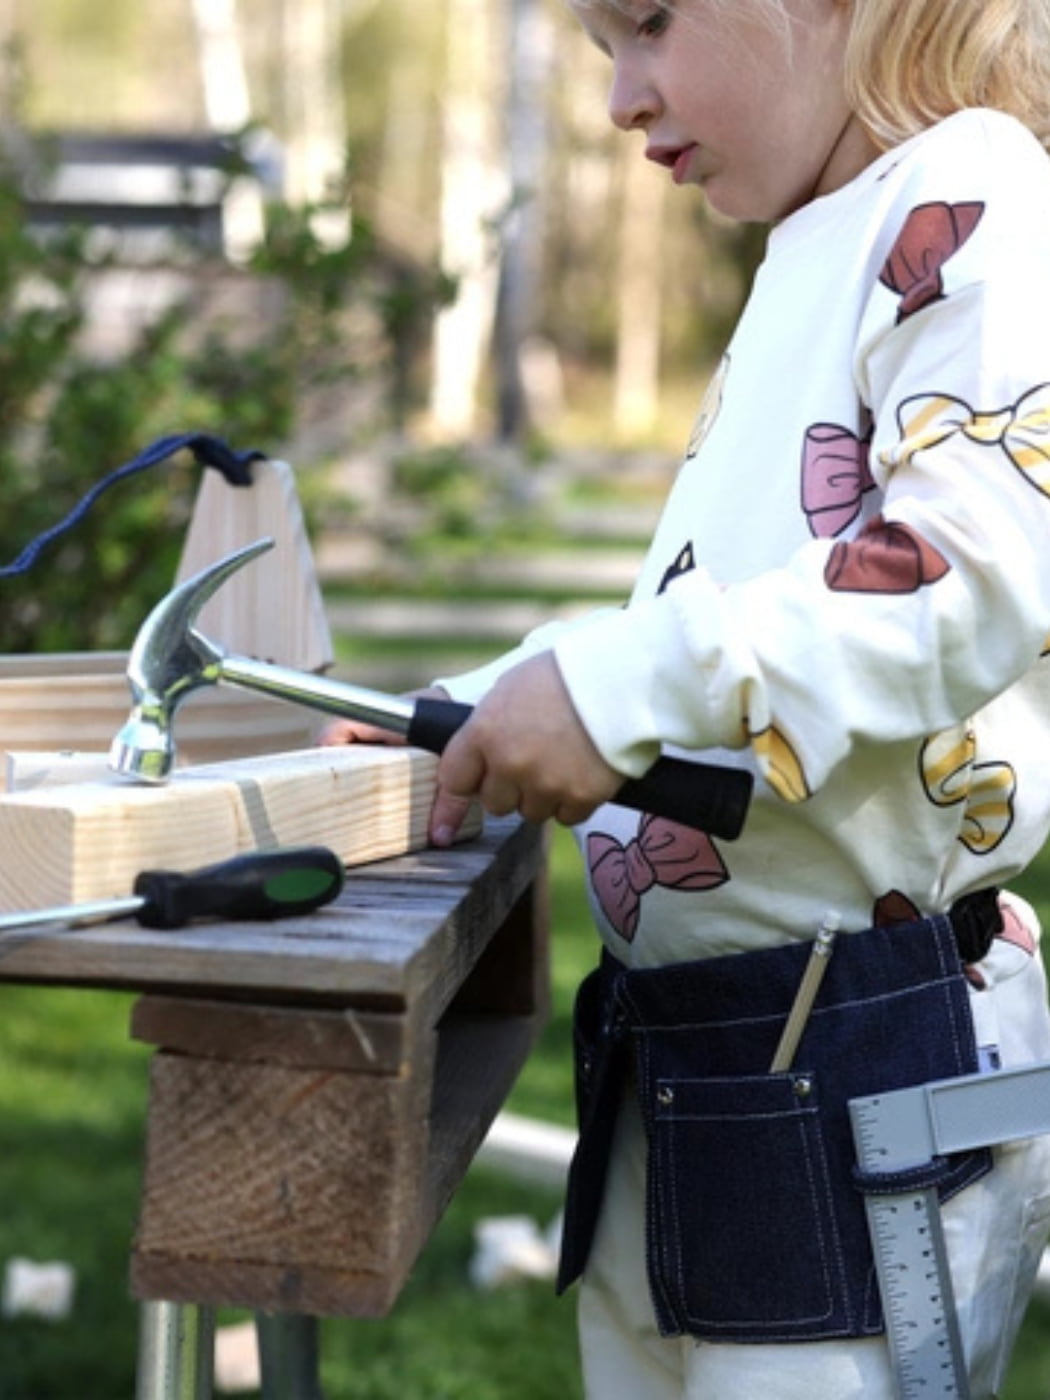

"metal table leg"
[255, 1312, 325, 1400]
[136, 1300, 215, 1400]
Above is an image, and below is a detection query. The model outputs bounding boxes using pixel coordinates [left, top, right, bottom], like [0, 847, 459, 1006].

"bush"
[0, 161, 452, 652]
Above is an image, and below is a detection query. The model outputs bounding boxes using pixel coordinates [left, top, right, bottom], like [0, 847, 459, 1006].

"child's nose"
[608, 64, 657, 132]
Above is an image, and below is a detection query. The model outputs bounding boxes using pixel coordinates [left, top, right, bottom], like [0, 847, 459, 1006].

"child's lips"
[647, 143, 699, 184]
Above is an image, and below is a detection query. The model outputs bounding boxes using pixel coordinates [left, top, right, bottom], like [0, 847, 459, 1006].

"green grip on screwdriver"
[131, 847, 346, 929]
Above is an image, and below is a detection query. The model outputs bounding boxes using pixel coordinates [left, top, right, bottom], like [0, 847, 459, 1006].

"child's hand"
[433, 651, 621, 838]
[317, 687, 450, 748]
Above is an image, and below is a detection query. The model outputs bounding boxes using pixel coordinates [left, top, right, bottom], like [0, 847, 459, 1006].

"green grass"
[1, 831, 1049, 1396]
[0, 985, 152, 1397]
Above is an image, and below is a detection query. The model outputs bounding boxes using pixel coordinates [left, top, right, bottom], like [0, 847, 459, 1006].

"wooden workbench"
[0, 814, 548, 1319]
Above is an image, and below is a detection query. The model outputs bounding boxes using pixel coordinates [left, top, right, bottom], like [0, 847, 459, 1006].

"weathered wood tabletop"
[0, 814, 550, 1318]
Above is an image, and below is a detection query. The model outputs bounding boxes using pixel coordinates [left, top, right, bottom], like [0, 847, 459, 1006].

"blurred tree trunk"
[375, 8, 437, 260]
[493, 0, 551, 442]
[428, 0, 503, 438]
[188, 0, 265, 257]
[190, 0, 251, 131]
[278, 0, 349, 242]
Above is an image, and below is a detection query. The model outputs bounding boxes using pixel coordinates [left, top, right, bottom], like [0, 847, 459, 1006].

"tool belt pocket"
[646, 1067, 849, 1340]
[558, 917, 994, 1342]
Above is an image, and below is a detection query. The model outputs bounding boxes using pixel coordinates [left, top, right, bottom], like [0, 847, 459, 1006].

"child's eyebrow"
[575, 6, 617, 58]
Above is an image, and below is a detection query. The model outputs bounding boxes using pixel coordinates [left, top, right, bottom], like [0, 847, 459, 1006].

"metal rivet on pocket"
[792, 1076, 813, 1098]
[657, 1085, 675, 1107]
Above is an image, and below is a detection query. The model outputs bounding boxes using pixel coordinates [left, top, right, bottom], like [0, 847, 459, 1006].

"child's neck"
[811, 115, 882, 204]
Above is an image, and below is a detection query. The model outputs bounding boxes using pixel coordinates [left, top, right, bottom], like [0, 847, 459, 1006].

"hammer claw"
[110, 538, 276, 782]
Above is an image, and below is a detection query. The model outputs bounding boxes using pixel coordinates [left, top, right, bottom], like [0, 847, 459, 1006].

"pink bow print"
[880, 201, 984, 321]
[801, 423, 876, 537]
[588, 814, 728, 942]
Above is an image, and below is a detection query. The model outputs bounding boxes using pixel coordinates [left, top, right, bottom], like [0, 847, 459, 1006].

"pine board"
[0, 811, 531, 1014]
[174, 457, 332, 672]
[0, 744, 478, 914]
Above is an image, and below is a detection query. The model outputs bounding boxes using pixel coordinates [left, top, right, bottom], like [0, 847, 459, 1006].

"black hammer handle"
[406, 697, 753, 840]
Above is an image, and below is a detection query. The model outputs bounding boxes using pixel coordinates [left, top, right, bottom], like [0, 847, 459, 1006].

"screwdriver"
[0, 847, 345, 934]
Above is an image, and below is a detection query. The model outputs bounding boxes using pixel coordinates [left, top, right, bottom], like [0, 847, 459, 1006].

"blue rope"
[0, 433, 264, 579]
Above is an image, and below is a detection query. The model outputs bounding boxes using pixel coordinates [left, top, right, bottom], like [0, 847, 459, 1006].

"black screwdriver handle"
[132, 847, 346, 929]
[406, 697, 753, 840]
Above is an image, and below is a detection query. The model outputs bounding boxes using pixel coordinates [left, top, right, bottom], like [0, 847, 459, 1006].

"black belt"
[948, 887, 1002, 963]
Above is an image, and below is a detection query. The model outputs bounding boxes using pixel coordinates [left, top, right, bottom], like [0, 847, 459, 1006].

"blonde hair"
[569, 1, 1050, 153]
[843, 0, 1050, 154]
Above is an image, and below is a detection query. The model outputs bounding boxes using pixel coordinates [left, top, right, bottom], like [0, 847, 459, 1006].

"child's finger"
[429, 790, 478, 847]
[317, 717, 406, 747]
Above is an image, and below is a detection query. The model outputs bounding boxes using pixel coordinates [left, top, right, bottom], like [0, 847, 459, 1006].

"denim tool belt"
[556, 896, 998, 1344]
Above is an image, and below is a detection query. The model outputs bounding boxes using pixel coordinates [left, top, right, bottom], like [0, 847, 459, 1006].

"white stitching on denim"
[650, 1080, 843, 1333]
[612, 921, 980, 1341]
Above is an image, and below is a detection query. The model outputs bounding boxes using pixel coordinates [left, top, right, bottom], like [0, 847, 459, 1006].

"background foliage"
[0, 166, 451, 651]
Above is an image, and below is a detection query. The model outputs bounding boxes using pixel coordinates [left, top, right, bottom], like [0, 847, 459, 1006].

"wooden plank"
[422, 1013, 538, 1234]
[129, 1013, 541, 1316]
[130, 1255, 407, 1319]
[0, 745, 480, 913]
[0, 816, 539, 1008]
[0, 914, 429, 1006]
[129, 996, 411, 1075]
[401, 817, 546, 1023]
[131, 1045, 433, 1304]
[175, 458, 332, 673]
[5, 751, 113, 792]
[130, 1010, 542, 1316]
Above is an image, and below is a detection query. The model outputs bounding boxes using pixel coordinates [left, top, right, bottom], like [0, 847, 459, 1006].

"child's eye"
[636, 6, 671, 39]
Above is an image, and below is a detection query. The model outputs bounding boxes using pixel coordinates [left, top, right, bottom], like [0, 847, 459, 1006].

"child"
[325, 1, 1050, 1394]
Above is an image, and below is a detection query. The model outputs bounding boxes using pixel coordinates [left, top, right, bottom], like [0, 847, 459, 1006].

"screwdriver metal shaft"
[0, 895, 145, 934]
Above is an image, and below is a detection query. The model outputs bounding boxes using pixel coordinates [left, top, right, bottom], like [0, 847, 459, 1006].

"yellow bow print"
[884, 383, 1050, 498]
[920, 726, 1016, 855]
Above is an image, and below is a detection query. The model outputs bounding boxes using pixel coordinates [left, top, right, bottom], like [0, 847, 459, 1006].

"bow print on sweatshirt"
[920, 725, 1016, 855]
[823, 515, 951, 593]
[885, 385, 1050, 500]
[879, 201, 985, 321]
[588, 814, 728, 942]
[801, 422, 876, 537]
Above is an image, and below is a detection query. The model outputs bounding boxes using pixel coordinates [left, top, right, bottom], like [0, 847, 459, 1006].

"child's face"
[571, 0, 877, 222]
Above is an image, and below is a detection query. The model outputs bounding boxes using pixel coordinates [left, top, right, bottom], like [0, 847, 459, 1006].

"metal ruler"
[849, 1060, 1050, 1400]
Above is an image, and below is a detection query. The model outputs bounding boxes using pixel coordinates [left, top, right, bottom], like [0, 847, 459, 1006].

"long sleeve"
[556, 112, 1050, 809]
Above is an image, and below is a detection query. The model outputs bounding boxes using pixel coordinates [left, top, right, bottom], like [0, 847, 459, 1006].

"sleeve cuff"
[553, 576, 744, 777]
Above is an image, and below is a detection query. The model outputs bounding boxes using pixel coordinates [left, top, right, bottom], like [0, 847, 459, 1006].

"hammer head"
[108, 537, 274, 782]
